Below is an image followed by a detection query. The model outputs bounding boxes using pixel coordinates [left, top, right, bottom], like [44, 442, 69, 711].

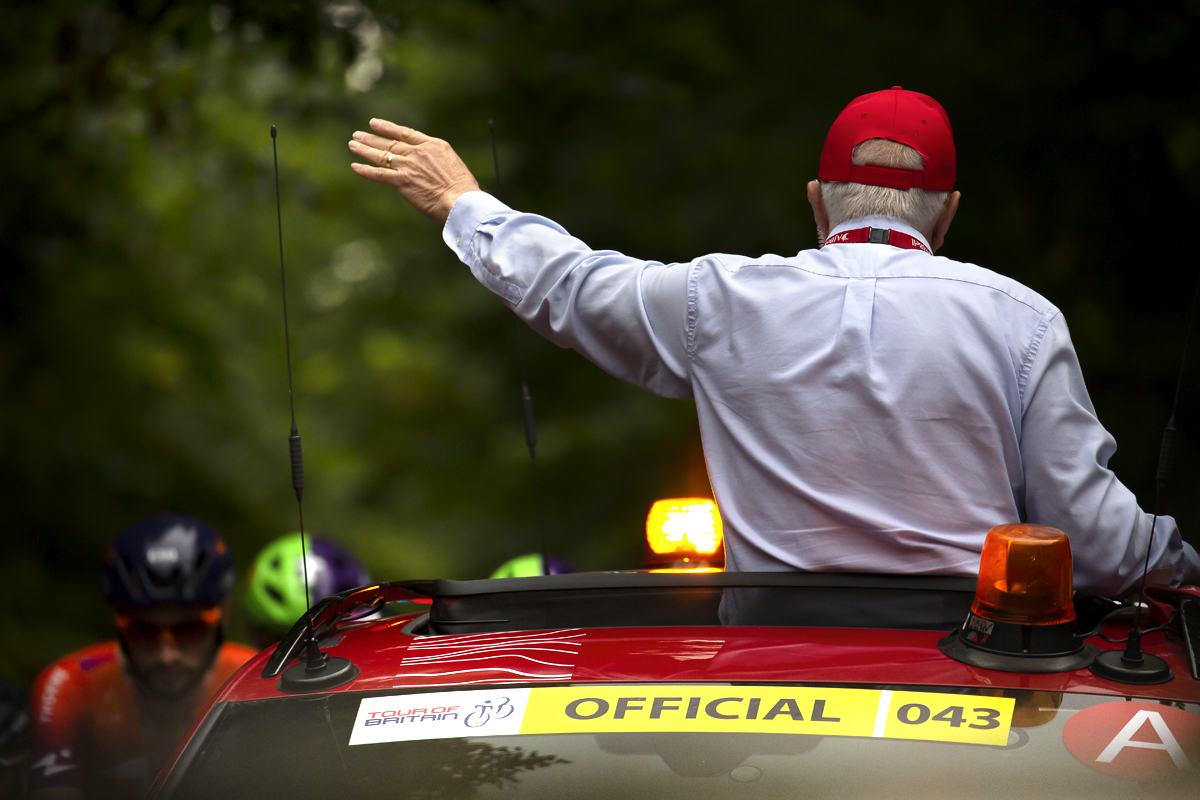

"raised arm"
[349, 119, 693, 399]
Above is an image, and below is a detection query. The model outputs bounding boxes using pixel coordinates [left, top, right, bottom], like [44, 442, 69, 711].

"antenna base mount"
[1089, 648, 1173, 685]
[278, 655, 360, 694]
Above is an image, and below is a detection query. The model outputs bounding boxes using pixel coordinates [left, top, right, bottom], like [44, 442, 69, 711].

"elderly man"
[348, 87, 1199, 596]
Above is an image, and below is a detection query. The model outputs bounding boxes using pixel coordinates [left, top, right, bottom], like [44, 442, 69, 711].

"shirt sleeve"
[29, 662, 85, 790]
[1020, 312, 1200, 594]
[443, 191, 694, 400]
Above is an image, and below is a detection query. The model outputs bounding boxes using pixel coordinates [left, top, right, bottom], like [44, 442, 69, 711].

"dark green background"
[4, 0, 1199, 685]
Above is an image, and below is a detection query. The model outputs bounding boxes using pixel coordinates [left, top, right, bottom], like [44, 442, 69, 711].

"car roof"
[215, 571, 1200, 705]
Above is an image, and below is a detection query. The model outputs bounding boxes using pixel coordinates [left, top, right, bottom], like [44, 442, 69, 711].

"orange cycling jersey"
[29, 640, 255, 798]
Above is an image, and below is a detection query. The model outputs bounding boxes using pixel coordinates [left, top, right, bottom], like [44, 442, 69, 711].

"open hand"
[349, 119, 481, 224]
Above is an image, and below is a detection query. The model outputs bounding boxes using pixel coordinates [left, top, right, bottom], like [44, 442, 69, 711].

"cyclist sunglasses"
[116, 606, 223, 647]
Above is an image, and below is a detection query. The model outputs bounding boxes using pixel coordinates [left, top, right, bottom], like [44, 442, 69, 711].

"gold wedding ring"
[385, 151, 395, 167]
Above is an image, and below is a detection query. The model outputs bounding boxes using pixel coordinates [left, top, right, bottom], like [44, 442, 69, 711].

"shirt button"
[456, 236, 462, 247]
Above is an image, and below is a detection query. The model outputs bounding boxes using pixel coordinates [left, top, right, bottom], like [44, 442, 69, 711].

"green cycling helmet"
[489, 553, 577, 579]
[243, 533, 370, 634]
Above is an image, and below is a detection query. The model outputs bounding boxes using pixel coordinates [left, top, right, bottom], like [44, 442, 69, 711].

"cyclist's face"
[117, 605, 222, 695]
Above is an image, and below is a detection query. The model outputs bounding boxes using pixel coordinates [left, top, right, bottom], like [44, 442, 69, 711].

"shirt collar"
[826, 216, 932, 254]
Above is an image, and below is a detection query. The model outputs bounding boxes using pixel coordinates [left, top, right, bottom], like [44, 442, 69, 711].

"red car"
[151, 511, 1200, 799]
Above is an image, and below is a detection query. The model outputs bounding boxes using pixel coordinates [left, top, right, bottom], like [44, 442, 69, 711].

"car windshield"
[166, 683, 1198, 799]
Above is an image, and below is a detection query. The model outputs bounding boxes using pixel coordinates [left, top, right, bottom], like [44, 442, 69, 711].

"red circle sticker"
[1062, 700, 1200, 781]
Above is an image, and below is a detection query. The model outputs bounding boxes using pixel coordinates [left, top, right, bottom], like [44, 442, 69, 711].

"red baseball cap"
[818, 86, 955, 192]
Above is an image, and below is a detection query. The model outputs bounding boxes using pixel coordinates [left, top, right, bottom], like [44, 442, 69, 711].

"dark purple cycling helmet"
[102, 514, 235, 609]
[309, 537, 372, 599]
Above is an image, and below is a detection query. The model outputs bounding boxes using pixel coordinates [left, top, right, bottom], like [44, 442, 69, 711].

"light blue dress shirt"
[443, 191, 1199, 594]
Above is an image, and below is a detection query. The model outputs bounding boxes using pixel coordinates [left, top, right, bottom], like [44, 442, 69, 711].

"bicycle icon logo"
[464, 697, 515, 728]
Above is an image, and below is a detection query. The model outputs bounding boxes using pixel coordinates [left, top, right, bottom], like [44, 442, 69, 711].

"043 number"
[896, 703, 1000, 729]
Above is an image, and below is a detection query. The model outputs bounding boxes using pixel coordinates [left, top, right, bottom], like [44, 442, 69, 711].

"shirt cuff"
[1174, 541, 1200, 587]
[442, 191, 512, 263]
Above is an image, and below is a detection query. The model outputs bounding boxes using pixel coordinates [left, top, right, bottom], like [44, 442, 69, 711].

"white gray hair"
[820, 139, 950, 235]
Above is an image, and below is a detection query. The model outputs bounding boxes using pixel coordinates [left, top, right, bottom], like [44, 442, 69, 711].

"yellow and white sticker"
[350, 685, 1013, 747]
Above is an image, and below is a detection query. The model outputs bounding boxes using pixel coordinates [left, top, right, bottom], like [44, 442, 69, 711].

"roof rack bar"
[431, 571, 979, 596]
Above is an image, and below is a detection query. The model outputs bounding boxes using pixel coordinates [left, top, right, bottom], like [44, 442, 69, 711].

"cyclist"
[242, 533, 372, 650]
[488, 553, 578, 579]
[0, 682, 31, 799]
[28, 515, 255, 799]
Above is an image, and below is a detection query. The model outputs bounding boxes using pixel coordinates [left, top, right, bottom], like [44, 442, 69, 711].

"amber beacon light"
[938, 524, 1098, 673]
[644, 498, 725, 571]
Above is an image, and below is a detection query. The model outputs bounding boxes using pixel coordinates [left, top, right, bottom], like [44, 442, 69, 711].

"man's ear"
[807, 181, 830, 243]
[929, 191, 960, 253]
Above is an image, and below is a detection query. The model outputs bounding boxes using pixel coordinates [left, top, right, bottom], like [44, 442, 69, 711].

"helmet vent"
[101, 514, 235, 609]
[117, 553, 145, 603]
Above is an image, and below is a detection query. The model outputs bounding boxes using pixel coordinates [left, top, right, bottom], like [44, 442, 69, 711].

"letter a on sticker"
[763, 699, 804, 721]
[1095, 710, 1191, 770]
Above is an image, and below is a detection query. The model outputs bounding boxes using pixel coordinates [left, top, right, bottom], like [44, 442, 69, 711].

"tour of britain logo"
[350, 689, 531, 745]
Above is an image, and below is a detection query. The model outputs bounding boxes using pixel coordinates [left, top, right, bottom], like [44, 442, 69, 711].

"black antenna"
[1091, 271, 1200, 684]
[490, 119, 550, 577]
[272, 125, 313, 620]
[271, 125, 357, 692]
[272, 125, 316, 652]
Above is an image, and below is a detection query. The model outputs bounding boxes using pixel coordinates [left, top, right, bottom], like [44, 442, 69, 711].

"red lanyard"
[823, 226, 931, 255]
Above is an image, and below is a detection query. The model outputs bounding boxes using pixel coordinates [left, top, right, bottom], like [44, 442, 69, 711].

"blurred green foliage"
[3, 0, 1200, 685]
